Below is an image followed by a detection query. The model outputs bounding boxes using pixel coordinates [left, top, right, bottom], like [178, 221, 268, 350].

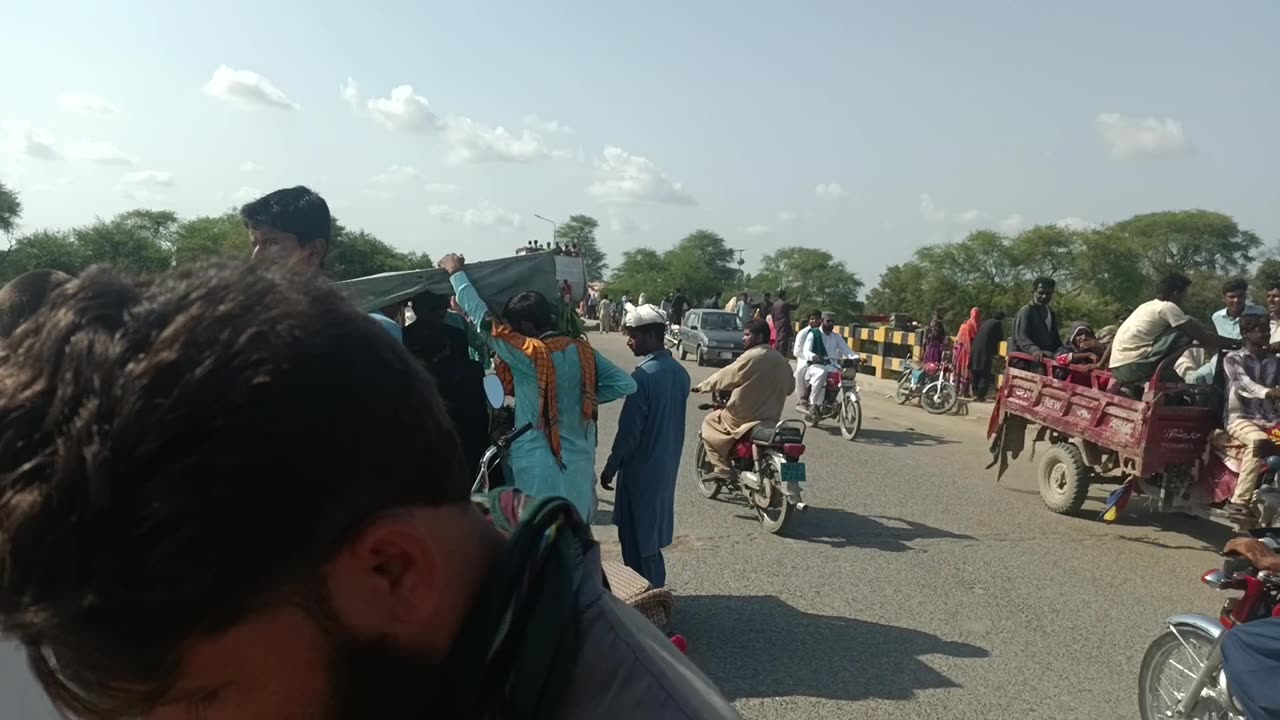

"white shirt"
[1110, 299, 1190, 368]
[797, 326, 855, 364]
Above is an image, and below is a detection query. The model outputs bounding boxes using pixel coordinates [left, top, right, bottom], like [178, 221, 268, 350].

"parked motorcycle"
[803, 355, 864, 440]
[896, 352, 960, 415]
[664, 323, 682, 351]
[1137, 528, 1280, 719]
[694, 391, 808, 534]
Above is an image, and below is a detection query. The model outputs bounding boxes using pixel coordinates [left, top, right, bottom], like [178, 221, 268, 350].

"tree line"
[866, 210, 1275, 329]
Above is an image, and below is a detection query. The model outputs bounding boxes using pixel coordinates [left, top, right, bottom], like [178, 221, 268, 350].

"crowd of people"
[0, 185, 744, 719]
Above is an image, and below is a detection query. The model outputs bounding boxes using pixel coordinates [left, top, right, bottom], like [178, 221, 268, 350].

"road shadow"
[728, 506, 976, 551]
[677, 594, 989, 702]
[836, 426, 959, 448]
[1107, 503, 1238, 553]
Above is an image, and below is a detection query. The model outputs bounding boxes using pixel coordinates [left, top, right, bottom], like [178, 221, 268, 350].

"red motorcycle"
[895, 351, 960, 415]
[1137, 529, 1280, 719]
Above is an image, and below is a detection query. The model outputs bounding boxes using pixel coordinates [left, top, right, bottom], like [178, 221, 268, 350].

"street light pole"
[533, 214, 558, 248]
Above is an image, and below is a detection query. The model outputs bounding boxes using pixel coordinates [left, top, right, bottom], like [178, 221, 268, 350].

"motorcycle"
[694, 391, 808, 534]
[1137, 528, 1280, 719]
[802, 355, 864, 440]
[664, 323, 682, 351]
[896, 352, 960, 415]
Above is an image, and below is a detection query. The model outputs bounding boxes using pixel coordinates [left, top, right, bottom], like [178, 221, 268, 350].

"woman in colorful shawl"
[954, 307, 981, 397]
[441, 255, 637, 521]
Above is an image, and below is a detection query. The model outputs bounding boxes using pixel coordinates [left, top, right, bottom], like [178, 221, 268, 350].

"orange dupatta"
[492, 327, 597, 467]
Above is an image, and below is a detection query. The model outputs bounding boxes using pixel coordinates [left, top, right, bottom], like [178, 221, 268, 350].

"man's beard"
[324, 632, 444, 720]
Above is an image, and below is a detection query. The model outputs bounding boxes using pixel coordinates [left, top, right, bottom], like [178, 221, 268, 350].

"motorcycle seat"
[749, 424, 803, 445]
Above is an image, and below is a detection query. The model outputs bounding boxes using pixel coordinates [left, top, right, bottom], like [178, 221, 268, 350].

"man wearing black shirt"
[1009, 277, 1063, 372]
[670, 287, 689, 326]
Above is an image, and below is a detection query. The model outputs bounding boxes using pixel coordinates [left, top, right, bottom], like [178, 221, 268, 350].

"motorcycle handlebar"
[498, 423, 534, 448]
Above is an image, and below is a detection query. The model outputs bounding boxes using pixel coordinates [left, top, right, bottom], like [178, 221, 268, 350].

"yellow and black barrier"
[792, 322, 1009, 380]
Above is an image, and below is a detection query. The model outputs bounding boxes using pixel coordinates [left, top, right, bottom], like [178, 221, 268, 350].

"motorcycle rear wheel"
[755, 454, 790, 534]
[895, 373, 912, 404]
[692, 441, 722, 499]
[839, 393, 862, 440]
[1138, 626, 1234, 720]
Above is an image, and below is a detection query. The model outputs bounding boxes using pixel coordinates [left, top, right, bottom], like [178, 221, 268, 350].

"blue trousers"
[618, 527, 666, 588]
[1223, 617, 1280, 719]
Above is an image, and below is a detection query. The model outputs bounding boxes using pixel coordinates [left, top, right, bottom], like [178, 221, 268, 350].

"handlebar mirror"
[482, 374, 505, 410]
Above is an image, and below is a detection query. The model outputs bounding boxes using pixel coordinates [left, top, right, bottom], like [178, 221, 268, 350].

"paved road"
[1, 331, 1234, 719]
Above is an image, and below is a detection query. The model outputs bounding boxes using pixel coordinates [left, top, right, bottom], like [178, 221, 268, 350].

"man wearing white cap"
[798, 311, 857, 416]
[601, 304, 691, 587]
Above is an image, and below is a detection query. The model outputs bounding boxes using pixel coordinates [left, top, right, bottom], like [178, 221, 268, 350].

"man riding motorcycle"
[795, 311, 856, 419]
[692, 318, 794, 474]
[1214, 537, 1280, 718]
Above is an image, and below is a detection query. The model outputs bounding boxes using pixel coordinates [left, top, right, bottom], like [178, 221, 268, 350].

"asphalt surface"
[0, 331, 1236, 719]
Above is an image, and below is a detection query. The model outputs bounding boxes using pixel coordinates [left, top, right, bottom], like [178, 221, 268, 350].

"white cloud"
[1095, 113, 1192, 159]
[367, 85, 441, 133]
[744, 224, 771, 235]
[427, 201, 521, 229]
[67, 140, 137, 166]
[607, 208, 639, 234]
[776, 210, 797, 222]
[340, 77, 360, 111]
[523, 114, 572, 134]
[919, 193, 946, 223]
[371, 164, 421, 184]
[444, 117, 548, 164]
[203, 65, 298, 110]
[587, 146, 696, 206]
[122, 170, 175, 187]
[425, 182, 458, 193]
[233, 186, 262, 202]
[58, 91, 120, 115]
[239, 160, 261, 172]
[0, 121, 60, 160]
[998, 214, 1026, 234]
[815, 182, 847, 199]
[1055, 216, 1098, 231]
[954, 208, 986, 225]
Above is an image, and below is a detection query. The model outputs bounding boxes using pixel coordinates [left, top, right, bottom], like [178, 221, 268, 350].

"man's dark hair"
[1033, 277, 1056, 291]
[628, 323, 664, 344]
[0, 269, 72, 338]
[675, 287, 684, 294]
[502, 291, 553, 333]
[240, 186, 332, 255]
[808, 309, 822, 320]
[0, 260, 466, 717]
[1156, 273, 1193, 300]
[777, 290, 787, 300]
[991, 310, 1007, 321]
[1240, 312, 1269, 335]
[744, 318, 770, 343]
[1223, 277, 1249, 295]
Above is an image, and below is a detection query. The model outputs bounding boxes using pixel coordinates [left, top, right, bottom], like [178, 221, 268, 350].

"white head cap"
[624, 303, 667, 329]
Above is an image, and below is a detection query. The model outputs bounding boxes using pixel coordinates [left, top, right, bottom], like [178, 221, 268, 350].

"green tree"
[0, 181, 21, 237]
[555, 214, 607, 281]
[1255, 259, 1280, 296]
[0, 230, 87, 283]
[172, 212, 248, 266]
[753, 247, 864, 321]
[72, 213, 172, 274]
[662, 229, 736, 301]
[608, 248, 668, 299]
[327, 227, 428, 281]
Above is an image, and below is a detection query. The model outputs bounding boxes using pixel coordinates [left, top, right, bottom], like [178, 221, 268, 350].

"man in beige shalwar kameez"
[694, 318, 795, 472]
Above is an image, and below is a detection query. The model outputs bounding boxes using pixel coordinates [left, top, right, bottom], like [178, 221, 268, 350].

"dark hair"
[502, 291, 553, 333]
[1223, 277, 1249, 295]
[744, 318, 770, 342]
[240, 186, 332, 255]
[0, 269, 72, 338]
[1241, 313, 1270, 335]
[808, 309, 822, 320]
[1156, 273, 1193, 300]
[777, 290, 787, 300]
[992, 310, 1007, 320]
[1033, 277, 1056, 291]
[628, 323, 664, 343]
[0, 260, 466, 717]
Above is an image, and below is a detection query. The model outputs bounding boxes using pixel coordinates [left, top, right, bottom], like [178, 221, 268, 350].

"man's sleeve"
[1225, 353, 1270, 401]
[1160, 302, 1191, 328]
[603, 371, 649, 478]
[698, 354, 748, 393]
[1011, 306, 1042, 353]
[595, 350, 638, 404]
[450, 272, 530, 369]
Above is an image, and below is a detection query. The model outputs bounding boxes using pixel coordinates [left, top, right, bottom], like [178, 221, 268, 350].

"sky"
[1, 0, 1277, 287]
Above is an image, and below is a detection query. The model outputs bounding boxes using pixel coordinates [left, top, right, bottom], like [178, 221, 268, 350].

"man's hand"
[600, 469, 615, 491]
[1266, 388, 1280, 402]
[438, 254, 466, 275]
[1031, 351, 1046, 363]
[1225, 537, 1280, 572]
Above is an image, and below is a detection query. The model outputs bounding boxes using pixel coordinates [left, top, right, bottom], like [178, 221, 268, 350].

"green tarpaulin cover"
[337, 252, 586, 314]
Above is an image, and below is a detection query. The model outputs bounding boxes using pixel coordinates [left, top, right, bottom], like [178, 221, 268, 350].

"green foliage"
[866, 210, 1268, 327]
[0, 181, 22, 236]
[608, 229, 737, 302]
[555, 214, 607, 282]
[752, 247, 863, 322]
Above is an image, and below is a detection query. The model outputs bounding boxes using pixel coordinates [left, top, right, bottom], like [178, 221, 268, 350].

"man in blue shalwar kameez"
[600, 304, 692, 587]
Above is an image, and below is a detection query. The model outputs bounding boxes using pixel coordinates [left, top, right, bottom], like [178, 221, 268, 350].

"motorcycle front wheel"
[922, 381, 959, 415]
[692, 441, 722, 499]
[839, 392, 862, 440]
[1138, 626, 1235, 720]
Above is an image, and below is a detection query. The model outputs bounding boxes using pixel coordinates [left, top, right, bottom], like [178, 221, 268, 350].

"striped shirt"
[1222, 348, 1280, 426]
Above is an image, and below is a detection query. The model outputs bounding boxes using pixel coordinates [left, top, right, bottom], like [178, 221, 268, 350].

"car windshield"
[701, 313, 742, 331]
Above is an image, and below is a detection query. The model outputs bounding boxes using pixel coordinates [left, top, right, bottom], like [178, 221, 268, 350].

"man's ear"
[308, 239, 330, 267]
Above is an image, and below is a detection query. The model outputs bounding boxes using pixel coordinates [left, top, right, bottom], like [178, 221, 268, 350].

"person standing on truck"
[1181, 277, 1266, 383]
[1108, 273, 1239, 391]
[1220, 311, 1280, 518]
[1008, 277, 1063, 372]
[669, 288, 689, 327]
